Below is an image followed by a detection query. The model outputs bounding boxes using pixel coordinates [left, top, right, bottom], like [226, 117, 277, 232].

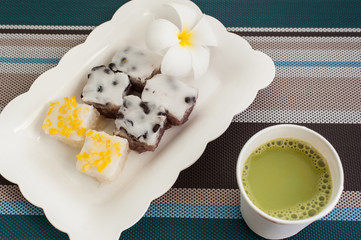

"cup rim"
[236, 124, 344, 225]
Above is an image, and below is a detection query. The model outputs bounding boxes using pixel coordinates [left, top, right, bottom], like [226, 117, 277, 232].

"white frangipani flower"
[146, 3, 217, 79]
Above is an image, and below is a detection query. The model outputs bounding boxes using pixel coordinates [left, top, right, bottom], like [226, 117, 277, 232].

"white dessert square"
[81, 65, 130, 118]
[109, 46, 161, 90]
[76, 130, 129, 182]
[114, 95, 167, 153]
[141, 74, 198, 125]
[42, 96, 100, 148]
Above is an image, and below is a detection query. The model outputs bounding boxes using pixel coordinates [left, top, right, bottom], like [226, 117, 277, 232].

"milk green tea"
[242, 138, 332, 220]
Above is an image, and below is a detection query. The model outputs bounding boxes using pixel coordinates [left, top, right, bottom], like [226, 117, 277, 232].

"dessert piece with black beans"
[114, 95, 167, 153]
[109, 46, 161, 91]
[141, 74, 198, 126]
[81, 65, 131, 118]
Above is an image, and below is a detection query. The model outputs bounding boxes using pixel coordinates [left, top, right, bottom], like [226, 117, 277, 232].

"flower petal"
[191, 15, 218, 47]
[190, 46, 210, 79]
[161, 45, 192, 77]
[146, 19, 180, 52]
[166, 3, 199, 31]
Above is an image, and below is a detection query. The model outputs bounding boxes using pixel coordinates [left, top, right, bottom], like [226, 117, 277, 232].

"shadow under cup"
[236, 124, 344, 240]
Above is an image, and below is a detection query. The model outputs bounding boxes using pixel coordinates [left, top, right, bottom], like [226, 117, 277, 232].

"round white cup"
[236, 124, 344, 239]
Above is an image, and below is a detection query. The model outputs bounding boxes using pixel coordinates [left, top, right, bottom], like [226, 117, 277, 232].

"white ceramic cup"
[236, 124, 344, 239]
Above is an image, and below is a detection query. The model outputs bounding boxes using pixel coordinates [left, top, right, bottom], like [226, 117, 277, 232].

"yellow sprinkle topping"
[49, 128, 59, 135]
[114, 142, 122, 157]
[61, 126, 72, 138]
[57, 120, 63, 128]
[77, 151, 89, 159]
[46, 107, 54, 116]
[91, 133, 102, 143]
[58, 105, 67, 115]
[86, 130, 94, 136]
[76, 131, 123, 173]
[42, 119, 52, 129]
[49, 101, 59, 107]
[106, 139, 111, 149]
[178, 27, 193, 47]
[77, 128, 86, 137]
[43, 96, 89, 138]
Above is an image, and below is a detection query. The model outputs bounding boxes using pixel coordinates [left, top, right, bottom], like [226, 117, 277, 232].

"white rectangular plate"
[0, 0, 275, 239]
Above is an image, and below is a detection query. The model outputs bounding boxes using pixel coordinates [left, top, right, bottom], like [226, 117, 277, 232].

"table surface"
[1, 0, 360, 239]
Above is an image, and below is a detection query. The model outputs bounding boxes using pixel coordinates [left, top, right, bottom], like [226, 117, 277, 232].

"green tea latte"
[242, 138, 332, 220]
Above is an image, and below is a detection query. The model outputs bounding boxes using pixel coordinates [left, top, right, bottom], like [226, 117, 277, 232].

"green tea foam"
[242, 138, 332, 220]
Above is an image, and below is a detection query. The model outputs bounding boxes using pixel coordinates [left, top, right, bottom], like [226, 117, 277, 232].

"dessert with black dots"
[142, 74, 198, 126]
[81, 65, 131, 118]
[109, 46, 162, 91]
[114, 95, 167, 153]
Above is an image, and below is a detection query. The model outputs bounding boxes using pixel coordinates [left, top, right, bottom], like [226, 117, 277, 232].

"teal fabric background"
[0, 0, 360, 27]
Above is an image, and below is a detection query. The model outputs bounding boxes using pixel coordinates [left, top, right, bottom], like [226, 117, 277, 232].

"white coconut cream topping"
[115, 95, 166, 145]
[109, 46, 162, 83]
[82, 65, 130, 106]
[142, 74, 198, 121]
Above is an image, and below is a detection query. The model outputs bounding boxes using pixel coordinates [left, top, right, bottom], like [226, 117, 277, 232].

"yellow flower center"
[178, 27, 193, 47]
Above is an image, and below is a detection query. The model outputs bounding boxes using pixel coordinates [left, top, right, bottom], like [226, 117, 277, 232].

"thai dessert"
[76, 130, 129, 182]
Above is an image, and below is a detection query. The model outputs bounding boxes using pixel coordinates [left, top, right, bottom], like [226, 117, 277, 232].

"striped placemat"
[1, 0, 360, 239]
